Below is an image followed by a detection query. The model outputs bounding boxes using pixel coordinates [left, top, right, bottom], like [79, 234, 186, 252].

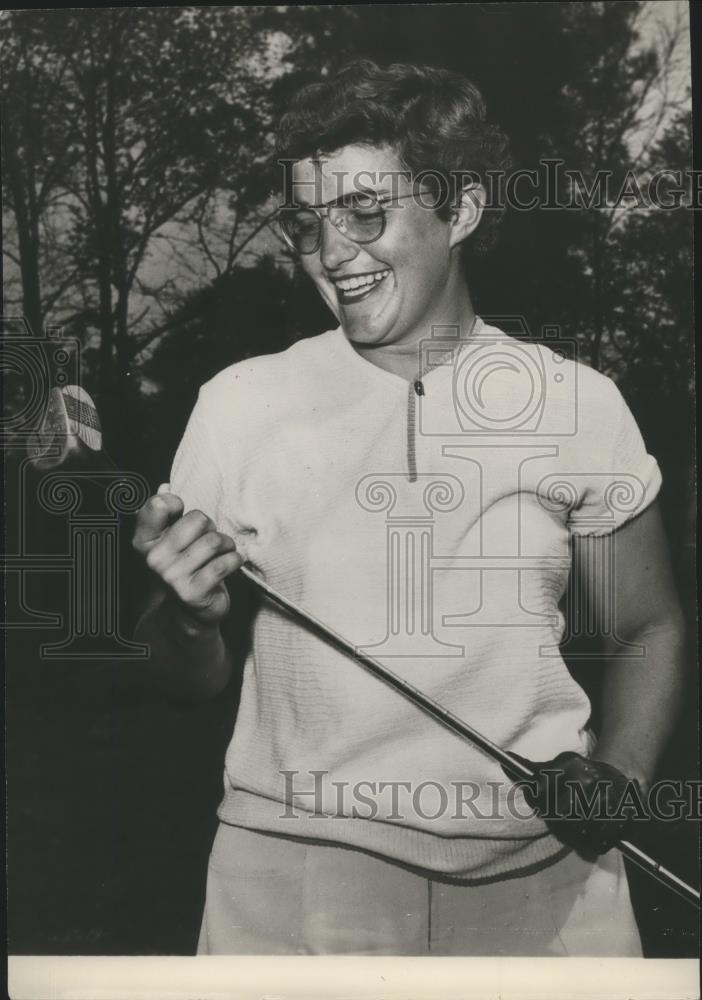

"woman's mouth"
[333, 268, 391, 305]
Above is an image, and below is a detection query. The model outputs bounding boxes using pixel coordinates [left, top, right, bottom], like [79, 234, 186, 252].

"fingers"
[157, 538, 242, 620]
[132, 488, 243, 625]
[158, 528, 237, 582]
[133, 492, 185, 552]
[158, 509, 218, 558]
[134, 494, 219, 559]
[188, 549, 244, 600]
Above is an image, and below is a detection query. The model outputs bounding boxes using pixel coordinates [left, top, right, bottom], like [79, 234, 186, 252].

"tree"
[1, 7, 321, 453]
[3, 3, 691, 459]
[606, 107, 693, 550]
[544, 1, 689, 372]
[1, 12, 83, 337]
[2, 6, 371, 459]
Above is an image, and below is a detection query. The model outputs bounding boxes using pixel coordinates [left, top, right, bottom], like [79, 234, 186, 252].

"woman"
[133, 61, 686, 955]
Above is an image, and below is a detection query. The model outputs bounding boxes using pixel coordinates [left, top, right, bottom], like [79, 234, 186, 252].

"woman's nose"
[319, 216, 359, 270]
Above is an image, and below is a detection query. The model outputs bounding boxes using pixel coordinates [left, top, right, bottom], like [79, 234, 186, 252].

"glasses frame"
[277, 190, 431, 255]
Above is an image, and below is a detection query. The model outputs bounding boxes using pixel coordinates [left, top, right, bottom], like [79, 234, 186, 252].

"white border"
[7, 956, 701, 1000]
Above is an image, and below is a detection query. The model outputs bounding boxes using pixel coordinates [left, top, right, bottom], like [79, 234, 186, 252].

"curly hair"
[276, 60, 512, 256]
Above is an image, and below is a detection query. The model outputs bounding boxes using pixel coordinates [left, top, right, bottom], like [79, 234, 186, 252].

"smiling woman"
[274, 63, 509, 375]
[283, 144, 479, 369]
[132, 59, 688, 956]
[279, 190, 423, 258]
[276, 60, 511, 255]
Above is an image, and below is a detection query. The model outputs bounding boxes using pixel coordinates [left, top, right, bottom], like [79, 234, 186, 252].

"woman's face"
[291, 144, 465, 351]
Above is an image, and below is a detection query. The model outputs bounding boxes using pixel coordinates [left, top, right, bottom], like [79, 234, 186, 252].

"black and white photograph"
[3, 3, 699, 997]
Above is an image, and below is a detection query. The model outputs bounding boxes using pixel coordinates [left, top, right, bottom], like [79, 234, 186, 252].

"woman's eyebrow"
[312, 187, 393, 209]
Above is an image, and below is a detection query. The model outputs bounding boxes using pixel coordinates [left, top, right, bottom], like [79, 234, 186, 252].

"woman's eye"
[338, 189, 378, 211]
[348, 208, 383, 229]
[351, 194, 380, 211]
[347, 196, 383, 219]
[293, 214, 318, 234]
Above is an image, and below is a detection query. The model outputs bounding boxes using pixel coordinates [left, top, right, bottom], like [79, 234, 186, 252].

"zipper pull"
[414, 379, 425, 396]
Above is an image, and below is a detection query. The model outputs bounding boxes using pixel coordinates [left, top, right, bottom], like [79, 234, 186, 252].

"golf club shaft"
[31, 413, 697, 910]
[240, 565, 701, 909]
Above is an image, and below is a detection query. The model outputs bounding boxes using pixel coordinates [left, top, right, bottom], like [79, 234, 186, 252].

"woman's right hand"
[132, 491, 243, 628]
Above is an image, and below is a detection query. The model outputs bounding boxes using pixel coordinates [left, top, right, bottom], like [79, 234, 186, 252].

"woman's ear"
[448, 184, 486, 250]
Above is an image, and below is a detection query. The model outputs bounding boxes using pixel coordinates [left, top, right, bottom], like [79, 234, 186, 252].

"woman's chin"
[341, 303, 399, 347]
[343, 320, 394, 347]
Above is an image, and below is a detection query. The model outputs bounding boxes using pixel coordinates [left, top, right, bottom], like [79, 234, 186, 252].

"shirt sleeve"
[567, 376, 662, 537]
[163, 388, 225, 530]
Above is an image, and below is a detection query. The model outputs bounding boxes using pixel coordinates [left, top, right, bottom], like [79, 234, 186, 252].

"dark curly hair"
[276, 60, 511, 256]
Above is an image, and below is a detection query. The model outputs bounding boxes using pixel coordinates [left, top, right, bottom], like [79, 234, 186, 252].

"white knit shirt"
[168, 318, 661, 881]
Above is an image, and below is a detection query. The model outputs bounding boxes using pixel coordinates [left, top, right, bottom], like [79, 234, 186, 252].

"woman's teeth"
[335, 269, 391, 301]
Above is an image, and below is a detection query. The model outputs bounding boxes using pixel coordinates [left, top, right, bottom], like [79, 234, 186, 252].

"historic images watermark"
[278, 160, 700, 211]
[278, 769, 702, 824]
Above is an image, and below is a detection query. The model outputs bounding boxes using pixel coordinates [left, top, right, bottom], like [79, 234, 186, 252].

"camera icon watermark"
[352, 316, 649, 658]
[417, 317, 579, 438]
[2, 314, 149, 659]
[1, 315, 80, 446]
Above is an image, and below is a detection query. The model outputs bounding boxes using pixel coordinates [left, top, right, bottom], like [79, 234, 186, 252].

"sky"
[628, 0, 691, 159]
[2, 0, 693, 351]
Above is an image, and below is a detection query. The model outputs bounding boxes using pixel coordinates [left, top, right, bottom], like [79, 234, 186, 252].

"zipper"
[406, 316, 481, 483]
[406, 378, 424, 483]
[427, 877, 433, 952]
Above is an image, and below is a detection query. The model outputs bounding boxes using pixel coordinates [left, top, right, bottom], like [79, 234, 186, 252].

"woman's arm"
[133, 493, 242, 700]
[134, 580, 235, 701]
[573, 500, 688, 791]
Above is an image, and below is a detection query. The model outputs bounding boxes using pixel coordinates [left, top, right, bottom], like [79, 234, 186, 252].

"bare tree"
[1, 12, 82, 337]
[553, 1, 690, 372]
[1, 7, 302, 419]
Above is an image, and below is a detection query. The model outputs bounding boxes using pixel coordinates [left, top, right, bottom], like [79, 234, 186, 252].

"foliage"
[2, 3, 693, 506]
[2, 9, 323, 406]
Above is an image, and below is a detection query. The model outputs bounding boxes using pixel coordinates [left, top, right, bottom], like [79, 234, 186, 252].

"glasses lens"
[279, 207, 321, 253]
[339, 193, 385, 244]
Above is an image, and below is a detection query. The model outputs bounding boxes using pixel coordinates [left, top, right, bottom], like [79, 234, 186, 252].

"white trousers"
[197, 823, 643, 956]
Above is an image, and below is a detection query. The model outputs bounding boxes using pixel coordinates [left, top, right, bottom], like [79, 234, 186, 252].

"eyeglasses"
[277, 190, 430, 255]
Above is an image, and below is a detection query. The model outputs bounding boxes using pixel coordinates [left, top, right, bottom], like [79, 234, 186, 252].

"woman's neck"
[353, 286, 477, 382]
